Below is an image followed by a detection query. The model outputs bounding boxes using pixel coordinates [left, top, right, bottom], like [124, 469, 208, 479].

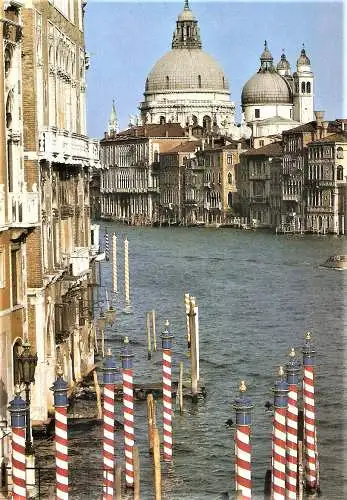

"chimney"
[322, 121, 329, 138]
[314, 110, 325, 127]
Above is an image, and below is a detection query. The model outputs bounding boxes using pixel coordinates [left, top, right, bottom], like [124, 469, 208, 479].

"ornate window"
[198, 75, 201, 88]
[159, 116, 166, 125]
[301, 82, 306, 93]
[306, 82, 311, 93]
[228, 172, 233, 184]
[336, 146, 344, 159]
[337, 165, 344, 181]
[255, 109, 260, 118]
[166, 76, 169, 89]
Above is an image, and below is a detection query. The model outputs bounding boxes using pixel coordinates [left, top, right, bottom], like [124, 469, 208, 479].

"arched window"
[337, 147, 344, 159]
[203, 115, 211, 132]
[222, 76, 225, 88]
[337, 165, 344, 181]
[159, 116, 166, 125]
[186, 25, 191, 37]
[192, 115, 198, 125]
[295, 82, 299, 93]
[228, 172, 233, 184]
[306, 81, 311, 93]
[4, 47, 12, 77]
[6, 93, 13, 129]
[145, 78, 149, 90]
[301, 82, 306, 93]
[228, 192, 233, 207]
[198, 75, 201, 88]
[166, 76, 169, 89]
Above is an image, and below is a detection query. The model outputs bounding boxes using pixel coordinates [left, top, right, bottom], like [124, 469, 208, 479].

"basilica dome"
[241, 72, 291, 105]
[145, 49, 229, 93]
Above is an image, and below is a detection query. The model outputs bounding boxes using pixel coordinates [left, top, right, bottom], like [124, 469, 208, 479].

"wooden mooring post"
[115, 463, 122, 500]
[146, 312, 152, 360]
[147, 393, 155, 453]
[92, 369, 102, 420]
[152, 310, 157, 352]
[189, 297, 198, 402]
[133, 444, 140, 500]
[153, 427, 162, 500]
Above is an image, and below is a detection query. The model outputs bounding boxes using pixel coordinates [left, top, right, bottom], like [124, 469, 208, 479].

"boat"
[321, 255, 347, 270]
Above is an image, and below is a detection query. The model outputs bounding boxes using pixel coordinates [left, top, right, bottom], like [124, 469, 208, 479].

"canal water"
[36, 225, 346, 499]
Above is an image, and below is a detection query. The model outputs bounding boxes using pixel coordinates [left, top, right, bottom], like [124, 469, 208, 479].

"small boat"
[95, 251, 106, 262]
[321, 255, 347, 270]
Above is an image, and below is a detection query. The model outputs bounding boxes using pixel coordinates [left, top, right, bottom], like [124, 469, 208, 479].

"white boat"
[321, 255, 347, 270]
[95, 251, 106, 262]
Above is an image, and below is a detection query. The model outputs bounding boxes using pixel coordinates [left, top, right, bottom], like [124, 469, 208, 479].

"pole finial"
[240, 380, 247, 393]
[107, 347, 112, 356]
[56, 365, 64, 377]
[184, 0, 189, 9]
[289, 347, 296, 358]
[165, 319, 169, 328]
[124, 336, 129, 345]
[278, 365, 284, 377]
[305, 331, 311, 341]
[14, 384, 21, 397]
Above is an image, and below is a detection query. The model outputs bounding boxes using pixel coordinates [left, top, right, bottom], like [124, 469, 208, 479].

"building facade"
[100, 123, 189, 224]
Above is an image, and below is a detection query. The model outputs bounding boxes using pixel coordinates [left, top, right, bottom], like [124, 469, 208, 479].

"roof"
[163, 140, 201, 154]
[255, 115, 300, 126]
[106, 123, 186, 140]
[241, 141, 282, 157]
[283, 121, 341, 135]
[309, 132, 347, 145]
[241, 71, 292, 105]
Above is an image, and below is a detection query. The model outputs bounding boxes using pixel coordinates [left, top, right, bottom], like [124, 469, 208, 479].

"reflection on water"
[36, 227, 346, 499]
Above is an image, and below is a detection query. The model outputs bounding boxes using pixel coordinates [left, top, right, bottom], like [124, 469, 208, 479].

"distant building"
[139, 1, 239, 137]
[238, 142, 283, 228]
[99, 123, 189, 224]
[241, 42, 314, 138]
[306, 130, 347, 233]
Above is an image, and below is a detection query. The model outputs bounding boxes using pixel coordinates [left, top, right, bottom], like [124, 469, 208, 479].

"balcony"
[39, 128, 100, 166]
[307, 206, 334, 214]
[282, 193, 300, 202]
[8, 192, 40, 227]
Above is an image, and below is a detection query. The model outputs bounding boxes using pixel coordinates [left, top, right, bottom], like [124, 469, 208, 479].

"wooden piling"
[193, 298, 200, 382]
[115, 462, 122, 500]
[189, 298, 198, 402]
[101, 327, 105, 358]
[133, 444, 140, 500]
[146, 312, 152, 360]
[152, 310, 157, 352]
[147, 393, 155, 453]
[92, 369, 102, 420]
[178, 361, 184, 414]
[153, 427, 161, 500]
[93, 324, 99, 354]
[184, 292, 191, 347]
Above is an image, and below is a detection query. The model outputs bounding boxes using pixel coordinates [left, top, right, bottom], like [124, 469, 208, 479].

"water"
[36, 226, 346, 499]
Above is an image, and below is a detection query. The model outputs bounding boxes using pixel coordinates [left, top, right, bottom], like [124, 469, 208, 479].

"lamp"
[17, 338, 37, 455]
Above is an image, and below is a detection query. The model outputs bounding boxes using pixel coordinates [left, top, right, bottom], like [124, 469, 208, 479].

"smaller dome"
[277, 52, 290, 71]
[242, 72, 291, 105]
[297, 47, 311, 66]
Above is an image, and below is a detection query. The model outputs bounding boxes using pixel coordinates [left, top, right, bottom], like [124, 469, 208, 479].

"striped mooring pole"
[272, 366, 289, 500]
[102, 349, 118, 499]
[8, 386, 27, 500]
[285, 348, 301, 499]
[302, 331, 317, 491]
[161, 320, 174, 462]
[51, 368, 69, 500]
[104, 230, 110, 261]
[232, 380, 254, 499]
[120, 337, 135, 487]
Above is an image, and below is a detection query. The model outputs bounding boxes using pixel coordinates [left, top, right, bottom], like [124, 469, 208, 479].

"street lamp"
[17, 338, 38, 455]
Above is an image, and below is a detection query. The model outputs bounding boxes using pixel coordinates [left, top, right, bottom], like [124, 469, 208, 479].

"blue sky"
[85, 1, 343, 138]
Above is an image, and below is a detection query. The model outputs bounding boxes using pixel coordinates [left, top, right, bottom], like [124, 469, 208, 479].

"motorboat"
[321, 255, 347, 270]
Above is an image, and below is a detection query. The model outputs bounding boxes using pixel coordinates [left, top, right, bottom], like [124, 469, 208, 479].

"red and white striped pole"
[285, 348, 301, 499]
[161, 320, 174, 462]
[232, 380, 254, 499]
[51, 368, 69, 500]
[102, 349, 118, 500]
[302, 331, 317, 492]
[120, 337, 135, 487]
[272, 366, 289, 500]
[8, 386, 27, 500]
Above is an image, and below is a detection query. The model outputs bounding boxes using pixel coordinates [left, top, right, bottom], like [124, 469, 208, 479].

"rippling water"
[36, 226, 346, 499]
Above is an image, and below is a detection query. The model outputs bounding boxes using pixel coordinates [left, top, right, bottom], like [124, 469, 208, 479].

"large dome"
[145, 49, 229, 93]
[241, 72, 291, 105]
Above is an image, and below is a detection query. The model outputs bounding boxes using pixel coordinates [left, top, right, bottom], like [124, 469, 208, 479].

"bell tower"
[293, 45, 314, 123]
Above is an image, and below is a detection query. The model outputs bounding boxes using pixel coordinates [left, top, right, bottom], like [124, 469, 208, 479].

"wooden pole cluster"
[146, 310, 157, 359]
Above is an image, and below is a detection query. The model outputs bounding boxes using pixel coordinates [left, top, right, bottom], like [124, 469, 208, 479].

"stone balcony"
[8, 191, 40, 227]
[38, 128, 100, 167]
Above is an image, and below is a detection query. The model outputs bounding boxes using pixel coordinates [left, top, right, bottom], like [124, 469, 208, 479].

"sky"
[85, 1, 344, 138]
